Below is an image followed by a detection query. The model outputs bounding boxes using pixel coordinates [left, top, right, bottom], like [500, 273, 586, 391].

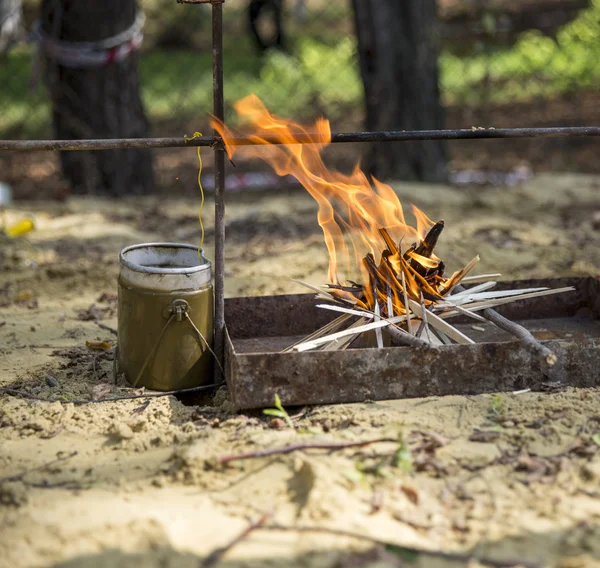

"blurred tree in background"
[40, 0, 153, 195]
[0, 0, 23, 54]
[353, 0, 448, 183]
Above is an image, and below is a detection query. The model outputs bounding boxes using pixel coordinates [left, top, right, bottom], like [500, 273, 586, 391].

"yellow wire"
[185, 132, 205, 255]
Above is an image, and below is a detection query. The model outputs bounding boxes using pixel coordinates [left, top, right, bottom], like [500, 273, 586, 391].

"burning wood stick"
[288, 210, 573, 359]
[412, 220, 444, 259]
[455, 284, 557, 366]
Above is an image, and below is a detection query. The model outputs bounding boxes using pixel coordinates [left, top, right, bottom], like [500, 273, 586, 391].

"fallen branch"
[0, 381, 224, 405]
[261, 524, 539, 568]
[218, 438, 399, 464]
[482, 308, 557, 366]
[0, 451, 78, 484]
[455, 285, 557, 367]
[94, 321, 118, 336]
[202, 512, 271, 567]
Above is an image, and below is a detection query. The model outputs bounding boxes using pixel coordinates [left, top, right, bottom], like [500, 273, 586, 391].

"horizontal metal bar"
[176, 0, 223, 4]
[2, 126, 600, 153]
[0, 137, 217, 151]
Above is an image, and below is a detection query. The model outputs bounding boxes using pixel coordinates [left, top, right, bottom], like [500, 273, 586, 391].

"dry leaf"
[469, 429, 500, 443]
[129, 386, 146, 396]
[400, 484, 419, 505]
[129, 400, 151, 419]
[14, 290, 33, 302]
[91, 383, 113, 401]
[86, 340, 112, 350]
[516, 452, 545, 473]
[547, 409, 567, 421]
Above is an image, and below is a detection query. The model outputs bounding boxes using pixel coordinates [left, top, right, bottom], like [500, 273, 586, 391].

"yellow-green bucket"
[117, 243, 214, 391]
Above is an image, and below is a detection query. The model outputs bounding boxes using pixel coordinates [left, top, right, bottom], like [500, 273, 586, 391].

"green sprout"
[263, 393, 294, 429]
[490, 394, 505, 417]
[393, 440, 412, 473]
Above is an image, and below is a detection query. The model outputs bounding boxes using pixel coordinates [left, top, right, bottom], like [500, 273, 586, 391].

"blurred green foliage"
[2, 0, 600, 137]
[441, 0, 600, 105]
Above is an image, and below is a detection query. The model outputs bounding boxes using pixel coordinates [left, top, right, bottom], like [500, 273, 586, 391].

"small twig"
[94, 321, 118, 336]
[128, 399, 151, 419]
[218, 438, 399, 464]
[260, 524, 539, 568]
[0, 381, 224, 405]
[455, 285, 557, 367]
[0, 451, 78, 484]
[386, 325, 437, 349]
[457, 403, 465, 428]
[420, 291, 432, 342]
[202, 512, 271, 567]
[24, 480, 85, 490]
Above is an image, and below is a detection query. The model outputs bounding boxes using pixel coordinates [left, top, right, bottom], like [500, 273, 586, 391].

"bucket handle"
[132, 299, 223, 387]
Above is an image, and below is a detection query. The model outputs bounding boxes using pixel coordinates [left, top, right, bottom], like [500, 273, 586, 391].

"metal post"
[212, 0, 226, 382]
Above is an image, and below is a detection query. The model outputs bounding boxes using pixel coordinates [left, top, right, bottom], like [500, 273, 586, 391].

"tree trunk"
[352, 0, 448, 183]
[0, 0, 23, 55]
[41, 0, 153, 195]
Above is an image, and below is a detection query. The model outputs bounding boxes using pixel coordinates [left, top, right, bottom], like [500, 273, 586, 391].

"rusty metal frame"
[224, 277, 600, 409]
[2, 0, 600, 387]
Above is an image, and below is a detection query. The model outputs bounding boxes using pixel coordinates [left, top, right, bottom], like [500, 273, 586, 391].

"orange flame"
[212, 95, 434, 287]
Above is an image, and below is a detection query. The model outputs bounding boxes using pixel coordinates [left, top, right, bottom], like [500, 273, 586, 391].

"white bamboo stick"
[401, 271, 413, 335]
[461, 273, 502, 283]
[315, 304, 373, 319]
[282, 313, 353, 353]
[373, 289, 384, 349]
[408, 299, 475, 344]
[322, 317, 368, 351]
[452, 286, 575, 312]
[294, 318, 395, 352]
[436, 287, 575, 320]
[449, 281, 497, 297]
[446, 287, 549, 305]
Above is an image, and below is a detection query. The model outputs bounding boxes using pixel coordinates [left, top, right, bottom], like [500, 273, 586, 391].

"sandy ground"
[1, 173, 600, 568]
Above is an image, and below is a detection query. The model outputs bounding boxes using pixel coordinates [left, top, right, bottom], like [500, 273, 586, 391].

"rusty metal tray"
[224, 277, 600, 409]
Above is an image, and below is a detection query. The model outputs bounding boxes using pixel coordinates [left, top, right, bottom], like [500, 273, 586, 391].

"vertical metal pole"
[212, 0, 226, 382]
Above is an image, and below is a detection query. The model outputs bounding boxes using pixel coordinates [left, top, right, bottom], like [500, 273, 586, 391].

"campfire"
[213, 96, 574, 362]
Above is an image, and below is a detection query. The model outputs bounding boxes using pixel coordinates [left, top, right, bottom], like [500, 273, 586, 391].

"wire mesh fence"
[1, 0, 600, 198]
